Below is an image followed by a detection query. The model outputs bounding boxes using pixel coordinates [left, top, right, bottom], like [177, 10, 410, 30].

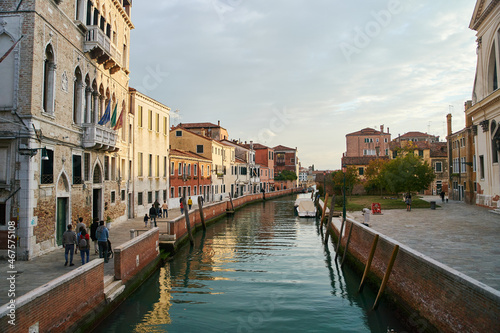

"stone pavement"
[0, 207, 185, 306]
[349, 195, 500, 291]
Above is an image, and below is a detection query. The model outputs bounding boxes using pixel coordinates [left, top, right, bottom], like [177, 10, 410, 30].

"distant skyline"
[129, 0, 478, 170]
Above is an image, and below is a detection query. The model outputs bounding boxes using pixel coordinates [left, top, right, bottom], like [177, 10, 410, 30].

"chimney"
[464, 100, 473, 127]
[380, 124, 384, 133]
[446, 113, 452, 138]
[387, 127, 389, 134]
[250, 140, 253, 150]
[218, 120, 220, 126]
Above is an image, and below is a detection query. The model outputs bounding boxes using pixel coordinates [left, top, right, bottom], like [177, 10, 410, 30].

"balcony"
[82, 123, 118, 151]
[84, 26, 122, 74]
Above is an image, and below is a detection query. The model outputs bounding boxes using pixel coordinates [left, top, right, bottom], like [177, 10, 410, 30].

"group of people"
[144, 200, 169, 228]
[62, 217, 111, 266]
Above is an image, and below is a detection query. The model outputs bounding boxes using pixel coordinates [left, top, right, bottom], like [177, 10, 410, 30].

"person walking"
[76, 217, 86, 234]
[180, 200, 184, 214]
[96, 221, 110, 263]
[62, 224, 77, 267]
[154, 199, 161, 217]
[149, 204, 157, 227]
[405, 193, 412, 212]
[90, 217, 99, 254]
[144, 213, 150, 227]
[440, 190, 445, 203]
[78, 229, 90, 265]
[188, 197, 193, 210]
[162, 200, 169, 218]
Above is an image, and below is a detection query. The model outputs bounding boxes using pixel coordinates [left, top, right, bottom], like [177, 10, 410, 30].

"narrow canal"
[94, 195, 411, 332]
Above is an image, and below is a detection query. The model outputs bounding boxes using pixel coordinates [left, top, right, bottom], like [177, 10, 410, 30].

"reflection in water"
[94, 196, 411, 333]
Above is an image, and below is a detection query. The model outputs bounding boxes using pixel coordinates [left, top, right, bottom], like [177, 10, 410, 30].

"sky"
[129, 0, 478, 170]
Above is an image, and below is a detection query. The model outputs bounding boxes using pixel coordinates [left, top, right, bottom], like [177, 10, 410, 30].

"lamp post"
[342, 164, 346, 222]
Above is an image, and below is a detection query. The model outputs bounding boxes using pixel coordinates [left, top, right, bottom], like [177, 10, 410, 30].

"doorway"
[93, 188, 101, 220]
[56, 198, 68, 246]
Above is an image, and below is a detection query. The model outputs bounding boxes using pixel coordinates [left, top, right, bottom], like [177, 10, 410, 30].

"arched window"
[93, 164, 102, 183]
[122, 36, 127, 69]
[73, 67, 83, 124]
[43, 44, 55, 113]
[0, 33, 16, 108]
[84, 74, 91, 123]
[487, 43, 498, 93]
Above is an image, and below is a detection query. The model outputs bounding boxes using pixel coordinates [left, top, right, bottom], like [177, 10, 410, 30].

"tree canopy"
[331, 166, 359, 196]
[381, 153, 435, 194]
[275, 170, 297, 181]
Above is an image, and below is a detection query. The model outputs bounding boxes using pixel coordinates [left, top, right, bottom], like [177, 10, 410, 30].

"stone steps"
[103, 274, 125, 303]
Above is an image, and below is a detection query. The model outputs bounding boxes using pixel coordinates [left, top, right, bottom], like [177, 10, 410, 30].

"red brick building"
[345, 126, 391, 158]
[273, 145, 299, 178]
[245, 143, 275, 191]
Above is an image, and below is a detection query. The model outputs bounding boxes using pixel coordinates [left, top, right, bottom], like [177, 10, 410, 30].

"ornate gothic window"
[43, 44, 55, 113]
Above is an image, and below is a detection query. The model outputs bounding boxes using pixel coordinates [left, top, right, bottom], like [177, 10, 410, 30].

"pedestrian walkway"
[349, 195, 500, 291]
[0, 207, 186, 306]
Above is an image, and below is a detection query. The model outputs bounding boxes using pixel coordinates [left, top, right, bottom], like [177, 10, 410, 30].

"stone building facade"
[0, 0, 133, 259]
[466, 0, 500, 208]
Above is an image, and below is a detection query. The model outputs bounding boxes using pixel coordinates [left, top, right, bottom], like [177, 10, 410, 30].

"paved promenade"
[349, 196, 500, 291]
[1, 196, 499, 306]
[0, 207, 184, 306]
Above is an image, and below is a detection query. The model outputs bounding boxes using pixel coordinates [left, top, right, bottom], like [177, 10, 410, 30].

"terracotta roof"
[342, 156, 389, 165]
[346, 127, 388, 136]
[273, 145, 295, 151]
[242, 143, 270, 150]
[179, 122, 219, 128]
[169, 149, 211, 161]
[395, 131, 438, 140]
[430, 142, 448, 157]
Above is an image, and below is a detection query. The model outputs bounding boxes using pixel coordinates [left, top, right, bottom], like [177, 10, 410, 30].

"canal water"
[94, 196, 411, 332]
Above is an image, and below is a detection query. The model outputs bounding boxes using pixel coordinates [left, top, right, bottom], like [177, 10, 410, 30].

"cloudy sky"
[129, 0, 478, 170]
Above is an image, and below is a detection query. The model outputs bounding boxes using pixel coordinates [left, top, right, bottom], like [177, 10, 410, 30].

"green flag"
[110, 102, 118, 127]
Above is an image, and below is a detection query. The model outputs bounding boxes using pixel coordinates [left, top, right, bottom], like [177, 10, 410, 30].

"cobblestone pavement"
[349, 195, 500, 291]
[0, 208, 184, 306]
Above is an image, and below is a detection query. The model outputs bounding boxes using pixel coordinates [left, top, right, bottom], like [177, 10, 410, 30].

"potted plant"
[106, 216, 112, 229]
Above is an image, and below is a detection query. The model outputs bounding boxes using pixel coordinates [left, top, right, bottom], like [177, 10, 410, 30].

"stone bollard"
[130, 229, 135, 240]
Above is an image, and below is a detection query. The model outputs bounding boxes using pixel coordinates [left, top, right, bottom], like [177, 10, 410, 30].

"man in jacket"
[96, 221, 110, 263]
[149, 204, 157, 227]
[62, 224, 77, 267]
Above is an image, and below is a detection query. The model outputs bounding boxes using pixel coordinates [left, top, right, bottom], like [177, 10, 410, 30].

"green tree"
[275, 170, 297, 181]
[364, 158, 390, 194]
[381, 153, 435, 194]
[331, 166, 359, 196]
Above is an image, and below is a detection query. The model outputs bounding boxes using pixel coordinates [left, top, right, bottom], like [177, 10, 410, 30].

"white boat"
[294, 198, 316, 217]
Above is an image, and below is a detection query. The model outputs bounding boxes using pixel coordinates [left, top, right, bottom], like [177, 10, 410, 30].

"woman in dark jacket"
[90, 218, 99, 254]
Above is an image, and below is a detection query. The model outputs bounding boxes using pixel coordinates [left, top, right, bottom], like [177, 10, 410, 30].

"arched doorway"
[92, 163, 103, 220]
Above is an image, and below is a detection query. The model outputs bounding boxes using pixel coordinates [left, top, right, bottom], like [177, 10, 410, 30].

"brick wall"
[0, 260, 104, 333]
[114, 228, 159, 283]
[331, 218, 500, 332]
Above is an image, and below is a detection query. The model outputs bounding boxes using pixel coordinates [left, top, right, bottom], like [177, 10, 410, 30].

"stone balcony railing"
[84, 26, 122, 73]
[82, 123, 118, 151]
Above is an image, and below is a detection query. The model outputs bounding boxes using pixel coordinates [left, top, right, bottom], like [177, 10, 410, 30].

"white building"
[467, 0, 500, 208]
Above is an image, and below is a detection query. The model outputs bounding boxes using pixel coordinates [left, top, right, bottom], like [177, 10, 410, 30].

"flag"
[113, 110, 124, 130]
[98, 100, 111, 125]
[0, 35, 23, 64]
[110, 102, 118, 128]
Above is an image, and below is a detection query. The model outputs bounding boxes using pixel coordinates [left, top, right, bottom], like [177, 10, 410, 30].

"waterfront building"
[466, 0, 500, 208]
[0, 0, 133, 259]
[221, 139, 260, 195]
[246, 143, 274, 192]
[169, 149, 211, 208]
[393, 131, 440, 144]
[220, 141, 236, 199]
[178, 121, 229, 141]
[446, 103, 477, 204]
[129, 88, 170, 218]
[273, 145, 300, 187]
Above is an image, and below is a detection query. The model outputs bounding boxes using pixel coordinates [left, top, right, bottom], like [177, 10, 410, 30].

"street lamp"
[342, 164, 346, 222]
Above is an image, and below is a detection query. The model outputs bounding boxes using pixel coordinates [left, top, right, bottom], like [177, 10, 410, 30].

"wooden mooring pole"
[358, 234, 379, 293]
[198, 196, 206, 230]
[334, 218, 345, 260]
[229, 193, 235, 211]
[324, 195, 335, 243]
[320, 193, 329, 227]
[182, 195, 195, 246]
[340, 221, 354, 267]
[372, 244, 399, 310]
